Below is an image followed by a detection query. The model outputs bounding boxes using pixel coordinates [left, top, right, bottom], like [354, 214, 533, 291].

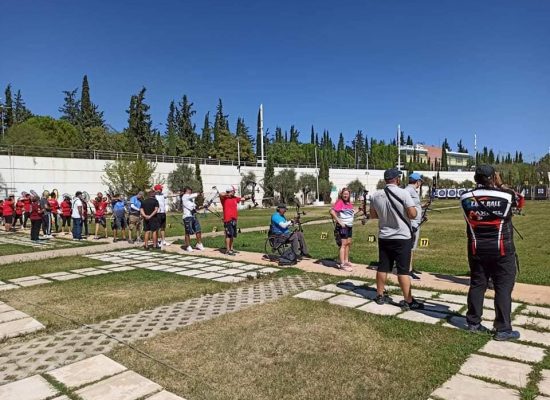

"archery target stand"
[419, 238, 430, 247]
[367, 235, 376, 243]
[320, 232, 328, 239]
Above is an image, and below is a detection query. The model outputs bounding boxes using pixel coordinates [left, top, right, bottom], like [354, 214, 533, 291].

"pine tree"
[13, 90, 32, 124]
[488, 149, 495, 164]
[154, 131, 164, 154]
[79, 75, 104, 129]
[165, 101, 178, 156]
[441, 147, 448, 171]
[59, 88, 81, 126]
[3, 84, 14, 128]
[201, 112, 211, 157]
[399, 131, 405, 146]
[126, 87, 154, 154]
[406, 135, 413, 145]
[213, 98, 228, 147]
[177, 95, 197, 154]
[289, 125, 299, 143]
[236, 117, 254, 161]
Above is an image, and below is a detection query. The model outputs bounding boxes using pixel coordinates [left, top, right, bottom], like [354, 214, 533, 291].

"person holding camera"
[460, 165, 523, 341]
[181, 186, 204, 252]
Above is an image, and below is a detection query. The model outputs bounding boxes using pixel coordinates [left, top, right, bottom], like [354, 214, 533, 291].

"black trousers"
[30, 219, 42, 241]
[466, 252, 517, 332]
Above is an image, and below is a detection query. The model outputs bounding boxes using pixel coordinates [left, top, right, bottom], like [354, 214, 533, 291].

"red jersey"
[15, 200, 24, 216]
[61, 199, 72, 217]
[30, 201, 43, 220]
[23, 197, 31, 212]
[220, 196, 241, 223]
[92, 200, 107, 217]
[48, 199, 60, 214]
[2, 199, 14, 216]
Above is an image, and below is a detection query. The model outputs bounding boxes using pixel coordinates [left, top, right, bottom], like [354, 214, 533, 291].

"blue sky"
[1, 0, 549, 160]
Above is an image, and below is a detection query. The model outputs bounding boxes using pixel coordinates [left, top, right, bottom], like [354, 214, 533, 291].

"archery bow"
[293, 198, 306, 232]
[246, 181, 259, 208]
[360, 190, 370, 225]
[201, 186, 222, 218]
[419, 176, 437, 226]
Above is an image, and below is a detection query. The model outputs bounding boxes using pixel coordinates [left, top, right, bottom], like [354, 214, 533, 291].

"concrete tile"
[318, 284, 353, 294]
[223, 262, 246, 268]
[147, 390, 187, 400]
[0, 310, 28, 323]
[485, 300, 522, 312]
[221, 268, 248, 275]
[236, 264, 262, 271]
[176, 269, 204, 277]
[137, 262, 158, 268]
[0, 303, 15, 313]
[0, 283, 21, 291]
[8, 275, 44, 283]
[51, 273, 83, 281]
[143, 265, 172, 271]
[200, 266, 226, 272]
[95, 264, 122, 269]
[172, 261, 193, 266]
[479, 340, 545, 363]
[422, 300, 463, 314]
[81, 270, 112, 276]
[17, 278, 53, 287]
[71, 268, 99, 274]
[162, 267, 187, 273]
[523, 305, 550, 319]
[398, 310, 448, 325]
[48, 354, 127, 388]
[438, 293, 468, 305]
[52, 396, 71, 400]
[357, 302, 402, 316]
[238, 272, 257, 279]
[327, 294, 370, 308]
[540, 370, 550, 397]
[213, 276, 247, 283]
[189, 263, 209, 269]
[0, 317, 45, 339]
[109, 266, 136, 272]
[204, 259, 230, 265]
[516, 327, 550, 347]
[432, 374, 520, 400]
[338, 279, 371, 287]
[258, 267, 280, 274]
[443, 316, 470, 330]
[193, 272, 225, 280]
[482, 308, 496, 321]
[40, 272, 72, 278]
[460, 354, 532, 388]
[76, 370, 161, 400]
[411, 289, 437, 299]
[0, 375, 59, 400]
[514, 315, 550, 330]
[294, 290, 336, 301]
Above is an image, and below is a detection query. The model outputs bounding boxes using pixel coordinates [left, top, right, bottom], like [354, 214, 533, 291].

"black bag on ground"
[279, 247, 297, 266]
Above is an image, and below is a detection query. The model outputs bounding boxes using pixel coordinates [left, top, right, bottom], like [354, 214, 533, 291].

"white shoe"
[185, 246, 194, 252]
[162, 240, 168, 246]
[195, 243, 204, 250]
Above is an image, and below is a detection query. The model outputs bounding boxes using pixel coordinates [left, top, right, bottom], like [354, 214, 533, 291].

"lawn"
[201, 200, 550, 286]
[0, 256, 108, 281]
[0, 269, 231, 333]
[0, 234, 97, 256]
[109, 297, 488, 400]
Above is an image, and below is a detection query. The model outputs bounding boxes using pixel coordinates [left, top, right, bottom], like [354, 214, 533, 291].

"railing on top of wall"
[0, 144, 366, 170]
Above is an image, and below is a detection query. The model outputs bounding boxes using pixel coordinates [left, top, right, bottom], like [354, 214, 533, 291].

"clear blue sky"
[1, 0, 549, 160]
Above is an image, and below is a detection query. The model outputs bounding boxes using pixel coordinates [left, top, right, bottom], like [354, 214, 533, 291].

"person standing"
[128, 191, 143, 244]
[330, 188, 355, 271]
[71, 191, 84, 240]
[369, 168, 424, 310]
[460, 165, 522, 341]
[405, 173, 424, 280]
[14, 196, 25, 229]
[22, 192, 32, 229]
[181, 186, 204, 252]
[92, 193, 108, 239]
[270, 204, 310, 259]
[29, 195, 44, 242]
[48, 192, 60, 233]
[111, 195, 127, 242]
[154, 184, 168, 246]
[60, 195, 72, 235]
[2, 195, 15, 232]
[140, 190, 160, 250]
[219, 186, 251, 255]
[40, 191, 52, 238]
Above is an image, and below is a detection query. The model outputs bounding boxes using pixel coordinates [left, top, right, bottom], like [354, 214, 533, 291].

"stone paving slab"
[515, 315, 550, 330]
[318, 283, 353, 294]
[422, 300, 463, 314]
[75, 370, 162, 400]
[81, 270, 112, 276]
[327, 294, 370, 308]
[438, 293, 468, 305]
[172, 261, 192, 266]
[203, 259, 230, 265]
[540, 370, 550, 397]
[523, 305, 550, 319]
[410, 289, 438, 299]
[443, 315, 470, 330]
[109, 266, 136, 272]
[484, 301, 522, 312]
[481, 308, 496, 321]
[144, 265, 172, 271]
[258, 267, 281, 274]
[294, 290, 336, 301]
[17, 278, 53, 287]
[200, 265, 226, 272]
[213, 276, 247, 283]
[138, 262, 158, 268]
[0, 303, 15, 313]
[223, 268, 249, 275]
[398, 310, 448, 325]
[432, 373, 520, 400]
[175, 269, 204, 276]
[163, 267, 187, 273]
[0, 374, 59, 400]
[0, 310, 28, 324]
[237, 264, 262, 271]
[224, 262, 246, 268]
[515, 327, 550, 347]
[0, 317, 45, 339]
[0, 284, 19, 291]
[479, 340, 546, 363]
[193, 272, 225, 280]
[147, 390, 187, 400]
[40, 272, 72, 278]
[48, 354, 127, 389]
[356, 302, 403, 316]
[339, 279, 372, 287]
[51, 273, 83, 281]
[459, 354, 532, 388]
[8, 275, 44, 283]
[71, 268, 99, 274]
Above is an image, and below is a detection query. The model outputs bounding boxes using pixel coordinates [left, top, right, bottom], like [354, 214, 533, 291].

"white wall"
[0, 154, 475, 202]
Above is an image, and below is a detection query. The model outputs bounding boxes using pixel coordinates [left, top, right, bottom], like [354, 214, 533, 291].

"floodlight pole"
[315, 146, 320, 201]
[260, 104, 264, 167]
[397, 124, 401, 170]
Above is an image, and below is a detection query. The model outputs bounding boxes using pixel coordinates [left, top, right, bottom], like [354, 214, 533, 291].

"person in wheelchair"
[270, 204, 311, 259]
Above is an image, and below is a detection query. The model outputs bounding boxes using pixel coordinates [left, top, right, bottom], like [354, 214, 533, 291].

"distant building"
[400, 144, 471, 171]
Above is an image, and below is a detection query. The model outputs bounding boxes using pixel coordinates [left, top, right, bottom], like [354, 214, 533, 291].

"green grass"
[0, 234, 97, 256]
[0, 256, 108, 280]
[201, 200, 550, 286]
[0, 243, 34, 256]
[0, 269, 232, 333]
[109, 297, 488, 400]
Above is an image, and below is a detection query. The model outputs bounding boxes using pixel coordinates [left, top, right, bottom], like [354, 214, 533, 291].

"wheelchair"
[264, 227, 292, 257]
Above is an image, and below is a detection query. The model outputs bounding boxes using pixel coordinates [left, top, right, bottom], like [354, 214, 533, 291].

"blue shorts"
[183, 217, 201, 235]
[112, 215, 127, 230]
[336, 225, 353, 239]
[224, 219, 238, 238]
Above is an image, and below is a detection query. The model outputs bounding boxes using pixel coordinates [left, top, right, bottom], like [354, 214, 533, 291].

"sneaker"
[375, 294, 387, 305]
[128, 239, 134, 244]
[411, 269, 422, 274]
[162, 240, 167, 246]
[410, 272, 421, 280]
[195, 243, 204, 250]
[467, 323, 491, 334]
[94, 236, 100, 240]
[184, 246, 194, 252]
[493, 330, 521, 341]
[401, 298, 424, 311]
[113, 238, 117, 243]
[227, 250, 237, 256]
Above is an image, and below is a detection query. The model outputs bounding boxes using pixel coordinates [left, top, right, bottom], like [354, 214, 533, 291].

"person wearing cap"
[181, 186, 204, 252]
[140, 190, 160, 250]
[460, 165, 522, 341]
[369, 168, 424, 310]
[270, 203, 310, 259]
[153, 184, 169, 246]
[111, 194, 128, 243]
[405, 172, 425, 280]
[219, 186, 252, 255]
[2, 195, 15, 232]
[128, 191, 144, 244]
[92, 192, 108, 240]
[40, 191, 52, 238]
[71, 191, 84, 240]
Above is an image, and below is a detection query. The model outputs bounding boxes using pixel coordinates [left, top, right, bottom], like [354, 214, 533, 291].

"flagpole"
[397, 124, 401, 170]
[260, 104, 264, 167]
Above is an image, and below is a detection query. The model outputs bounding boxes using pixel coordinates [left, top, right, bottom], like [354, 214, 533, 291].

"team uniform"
[2, 199, 14, 226]
[220, 196, 241, 238]
[30, 200, 43, 241]
[92, 199, 108, 227]
[23, 195, 31, 228]
[14, 199, 24, 227]
[61, 198, 72, 228]
[460, 187, 520, 333]
[48, 197, 60, 233]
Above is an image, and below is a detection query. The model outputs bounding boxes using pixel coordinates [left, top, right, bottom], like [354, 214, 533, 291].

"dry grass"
[109, 298, 487, 400]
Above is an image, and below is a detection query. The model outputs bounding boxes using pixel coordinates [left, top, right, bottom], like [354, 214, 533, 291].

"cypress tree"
[194, 160, 204, 206]
[3, 85, 14, 128]
[289, 125, 299, 143]
[177, 95, 197, 153]
[201, 112, 211, 157]
[165, 100, 178, 156]
[13, 90, 32, 123]
[310, 125, 315, 144]
[79, 75, 104, 129]
[256, 108, 262, 158]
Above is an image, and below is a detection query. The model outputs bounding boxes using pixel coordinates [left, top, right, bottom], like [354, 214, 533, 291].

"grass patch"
[0, 243, 34, 256]
[0, 234, 97, 256]
[0, 256, 109, 281]
[202, 200, 550, 285]
[109, 297, 488, 400]
[0, 269, 231, 333]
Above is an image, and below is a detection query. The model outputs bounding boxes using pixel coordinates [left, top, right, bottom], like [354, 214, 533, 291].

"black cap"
[475, 165, 495, 178]
[75, 191, 82, 197]
[277, 203, 287, 210]
[384, 168, 403, 180]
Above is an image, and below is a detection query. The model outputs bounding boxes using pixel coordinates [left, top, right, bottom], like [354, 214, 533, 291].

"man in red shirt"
[15, 197, 25, 229]
[60, 195, 72, 235]
[3, 195, 15, 232]
[92, 192, 108, 239]
[219, 186, 251, 256]
[48, 192, 60, 233]
[22, 192, 32, 229]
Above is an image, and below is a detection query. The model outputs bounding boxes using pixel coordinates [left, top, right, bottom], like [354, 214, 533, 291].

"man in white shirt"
[180, 186, 204, 252]
[71, 191, 84, 240]
[154, 184, 168, 246]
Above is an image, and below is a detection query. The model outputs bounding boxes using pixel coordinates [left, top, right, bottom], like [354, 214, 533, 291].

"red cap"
[154, 184, 163, 191]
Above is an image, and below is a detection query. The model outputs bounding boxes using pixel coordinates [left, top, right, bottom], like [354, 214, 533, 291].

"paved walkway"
[0, 301, 44, 339]
[293, 279, 550, 399]
[0, 274, 323, 384]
